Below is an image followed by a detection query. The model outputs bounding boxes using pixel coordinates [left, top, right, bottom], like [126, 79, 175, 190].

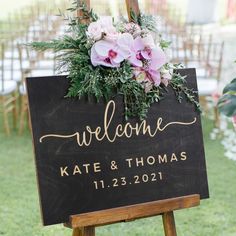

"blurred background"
[0, 0, 236, 235]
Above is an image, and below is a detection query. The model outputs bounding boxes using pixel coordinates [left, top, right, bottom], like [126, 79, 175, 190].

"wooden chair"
[17, 44, 34, 134]
[2, 37, 24, 84]
[183, 34, 212, 77]
[200, 40, 224, 127]
[0, 42, 18, 135]
[17, 44, 56, 134]
[184, 37, 224, 127]
[189, 39, 225, 96]
[18, 82, 29, 135]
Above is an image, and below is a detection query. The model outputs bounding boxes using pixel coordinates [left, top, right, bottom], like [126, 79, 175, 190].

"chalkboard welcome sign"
[26, 68, 209, 226]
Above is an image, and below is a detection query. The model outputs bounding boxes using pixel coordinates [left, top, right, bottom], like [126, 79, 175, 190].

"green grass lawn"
[0, 117, 236, 236]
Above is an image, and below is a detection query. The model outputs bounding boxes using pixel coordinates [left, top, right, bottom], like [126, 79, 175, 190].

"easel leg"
[72, 227, 95, 236]
[162, 211, 177, 236]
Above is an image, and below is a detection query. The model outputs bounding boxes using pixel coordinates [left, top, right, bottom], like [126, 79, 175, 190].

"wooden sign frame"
[26, 69, 208, 226]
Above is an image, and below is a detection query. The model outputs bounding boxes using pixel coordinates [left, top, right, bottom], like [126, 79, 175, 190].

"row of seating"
[0, 0, 225, 135]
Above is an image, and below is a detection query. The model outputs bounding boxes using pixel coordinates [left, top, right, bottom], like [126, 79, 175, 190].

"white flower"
[161, 68, 172, 87]
[104, 26, 119, 42]
[98, 16, 113, 28]
[87, 17, 119, 42]
[87, 21, 102, 41]
[98, 17, 119, 42]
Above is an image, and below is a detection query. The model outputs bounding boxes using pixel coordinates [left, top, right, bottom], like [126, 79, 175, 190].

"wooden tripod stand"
[65, 194, 200, 236]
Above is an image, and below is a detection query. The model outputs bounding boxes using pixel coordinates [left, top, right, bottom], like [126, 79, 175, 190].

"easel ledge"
[64, 194, 200, 236]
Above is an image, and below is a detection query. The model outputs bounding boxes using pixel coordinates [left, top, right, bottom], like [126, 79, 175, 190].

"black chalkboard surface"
[26, 68, 209, 226]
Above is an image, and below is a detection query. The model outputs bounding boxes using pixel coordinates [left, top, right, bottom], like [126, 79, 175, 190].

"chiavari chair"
[0, 42, 18, 135]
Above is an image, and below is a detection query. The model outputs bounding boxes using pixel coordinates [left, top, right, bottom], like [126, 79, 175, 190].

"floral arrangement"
[88, 17, 168, 90]
[30, 1, 200, 119]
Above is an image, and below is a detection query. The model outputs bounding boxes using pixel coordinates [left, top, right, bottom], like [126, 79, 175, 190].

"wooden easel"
[65, 194, 200, 236]
[64, 1, 201, 235]
[77, 0, 140, 23]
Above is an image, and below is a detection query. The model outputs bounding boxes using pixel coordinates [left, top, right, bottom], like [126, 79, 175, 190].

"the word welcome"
[39, 100, 197, 147]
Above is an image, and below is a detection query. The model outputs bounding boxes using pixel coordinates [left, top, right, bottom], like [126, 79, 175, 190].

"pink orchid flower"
[118, 34, 167, 86]
[134, 67, 161, 87]
[133, 67, 161, 92]
[147, 69, 161, 86]
[131, 36, 167, 70]
[134, 36, 166, 86]
[91, 40, 129, 68]
[133, 68, 151, 92]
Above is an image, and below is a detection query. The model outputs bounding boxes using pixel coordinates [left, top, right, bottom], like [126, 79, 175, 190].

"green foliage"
[130, 9, 139, 23]
[138, 14, 159, 33]
[67, 0, 98, 23]
[29, 3, 200, 120]
[218, 78, 236, 117]
[130, 10, 158, 33]
[170, 72, 201, 112]
[160, 39, 172, 50]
